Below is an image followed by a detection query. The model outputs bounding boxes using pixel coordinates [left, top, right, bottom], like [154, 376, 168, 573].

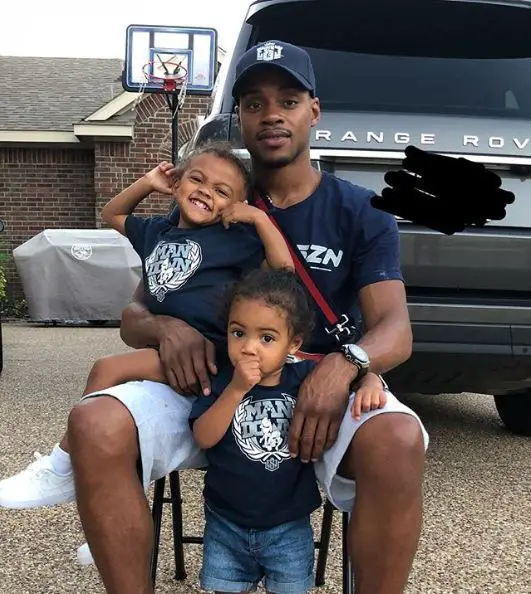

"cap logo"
[257, 42, 283, 62]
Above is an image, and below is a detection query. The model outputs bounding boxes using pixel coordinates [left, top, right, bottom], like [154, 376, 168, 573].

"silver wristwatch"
[340, 343, 370, 379]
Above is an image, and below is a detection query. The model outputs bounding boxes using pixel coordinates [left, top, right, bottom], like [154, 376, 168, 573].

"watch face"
[345, 344, 370, 365]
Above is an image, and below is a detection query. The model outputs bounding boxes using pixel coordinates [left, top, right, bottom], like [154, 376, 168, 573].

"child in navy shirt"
[0, 143, 294, 508]
[189, 268, 321, 593]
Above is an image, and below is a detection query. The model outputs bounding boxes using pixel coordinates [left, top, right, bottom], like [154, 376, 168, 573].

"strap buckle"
[325, 313, 355, 344]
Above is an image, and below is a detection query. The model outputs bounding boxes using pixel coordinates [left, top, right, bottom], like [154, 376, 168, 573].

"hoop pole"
[171, 93, 179, 165]
[162, 91, 182, 164]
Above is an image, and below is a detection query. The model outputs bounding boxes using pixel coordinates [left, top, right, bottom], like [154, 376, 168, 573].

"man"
[68, 41, 428, 594]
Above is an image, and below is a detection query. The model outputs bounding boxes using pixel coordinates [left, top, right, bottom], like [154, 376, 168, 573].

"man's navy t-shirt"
[189, 360, 321, 529]
[125, 215, 264, 346]
[258, 172, 403, 353]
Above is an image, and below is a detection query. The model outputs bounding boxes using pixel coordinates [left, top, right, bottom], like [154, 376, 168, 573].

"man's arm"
[357, 279, 412, 372]
[120, 281, 217, 394]
[289, 199, 411, 462]
[329, 200, 412, 380]
[120, 281, 164, 349]
[289, 279, 411, 462]
[327, 279, 412, 384]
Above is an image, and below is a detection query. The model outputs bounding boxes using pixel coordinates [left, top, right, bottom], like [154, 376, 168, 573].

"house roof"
[0, 50, 225, 141]
[0, 56, 125, 132]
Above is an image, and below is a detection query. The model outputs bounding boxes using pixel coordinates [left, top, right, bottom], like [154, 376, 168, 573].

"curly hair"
[174, 142, 253, 196]
[224, 268, 315, 341]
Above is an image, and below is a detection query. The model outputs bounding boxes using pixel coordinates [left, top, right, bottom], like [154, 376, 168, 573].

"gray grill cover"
[13, 229, 142, 321]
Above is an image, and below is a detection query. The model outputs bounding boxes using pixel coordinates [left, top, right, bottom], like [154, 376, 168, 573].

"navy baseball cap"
[232, 40, 316, 99]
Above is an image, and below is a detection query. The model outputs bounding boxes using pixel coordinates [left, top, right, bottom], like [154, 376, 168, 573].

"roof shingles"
[0, 56, 125, 131]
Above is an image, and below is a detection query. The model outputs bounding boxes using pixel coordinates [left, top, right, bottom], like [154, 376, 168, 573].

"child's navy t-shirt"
[259, 171, 403, 353]
[189, 359, 321, 529]
[125, 215, 265, 346]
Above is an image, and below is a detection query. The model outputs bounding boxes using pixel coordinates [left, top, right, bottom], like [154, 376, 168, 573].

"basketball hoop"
[142, 60, 187, 91]
[123, 25, 217, 164]
[140, 59, 188, 108]
[133, 58, 189, 121]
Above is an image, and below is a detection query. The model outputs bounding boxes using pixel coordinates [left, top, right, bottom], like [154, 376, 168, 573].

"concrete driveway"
[0, 323, 529, 593]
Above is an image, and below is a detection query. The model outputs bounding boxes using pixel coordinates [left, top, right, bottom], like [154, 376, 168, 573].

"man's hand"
[229, 356, 261, 393]
[144, 161, 179, 196]
[289, 353, 356, 463]
[157, 317, 217, 395]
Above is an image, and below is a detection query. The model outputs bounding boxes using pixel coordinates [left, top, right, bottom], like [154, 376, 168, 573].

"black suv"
[189, 0, 531, 435]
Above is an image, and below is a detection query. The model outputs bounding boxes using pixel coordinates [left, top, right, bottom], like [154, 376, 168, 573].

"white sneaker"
[0, 452, 75, 508]
[77, 542, 94, 566]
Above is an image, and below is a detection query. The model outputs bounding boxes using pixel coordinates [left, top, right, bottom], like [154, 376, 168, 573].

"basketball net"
[132, 57, 188, 116]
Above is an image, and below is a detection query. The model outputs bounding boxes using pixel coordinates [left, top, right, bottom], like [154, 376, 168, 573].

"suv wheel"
[494, 393, 531, 436]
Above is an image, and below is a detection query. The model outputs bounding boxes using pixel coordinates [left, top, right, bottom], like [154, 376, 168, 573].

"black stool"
[150, 470, 354, 593]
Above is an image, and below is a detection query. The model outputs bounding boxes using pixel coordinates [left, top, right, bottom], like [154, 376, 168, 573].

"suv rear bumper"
[386, 321, 531, 395]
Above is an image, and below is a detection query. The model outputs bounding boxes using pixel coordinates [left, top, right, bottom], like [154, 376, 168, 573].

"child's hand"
[220, 202, 264, 229]
[144, 162, 178, 195]
[229, 356, 262, 393]
[351, 373, 388, 421]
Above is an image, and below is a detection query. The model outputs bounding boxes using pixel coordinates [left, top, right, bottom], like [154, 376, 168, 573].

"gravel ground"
[0, 323, 529, 593]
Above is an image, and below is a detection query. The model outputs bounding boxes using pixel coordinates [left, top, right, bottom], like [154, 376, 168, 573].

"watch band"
[356, 365, 369, 380]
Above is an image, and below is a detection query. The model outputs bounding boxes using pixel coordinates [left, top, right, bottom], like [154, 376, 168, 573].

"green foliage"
[0, 250, 28, 318]
[1, 296, 28, 319]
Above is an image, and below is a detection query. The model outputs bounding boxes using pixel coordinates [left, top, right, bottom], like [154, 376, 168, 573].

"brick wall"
[0, 149, 95, 299]
[0, 93, 211, 302]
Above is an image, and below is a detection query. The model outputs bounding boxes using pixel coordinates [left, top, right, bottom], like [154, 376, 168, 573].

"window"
[301, 49, 531, 119]
[253, 0, 531, 119]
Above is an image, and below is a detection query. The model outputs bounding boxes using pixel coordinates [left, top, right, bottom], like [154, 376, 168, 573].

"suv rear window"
[295, 51, 531, 119]
[251, 0, 531, 119]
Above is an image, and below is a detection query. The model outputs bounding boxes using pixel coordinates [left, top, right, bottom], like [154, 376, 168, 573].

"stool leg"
[342, 512, 354, 594]
[315, 501, 334, 586]
[150, 476, 166, 588]
[169, 471, 187, 580]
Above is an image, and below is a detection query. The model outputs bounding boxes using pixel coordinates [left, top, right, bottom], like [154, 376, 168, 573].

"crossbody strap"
[253, 190, 355, 345]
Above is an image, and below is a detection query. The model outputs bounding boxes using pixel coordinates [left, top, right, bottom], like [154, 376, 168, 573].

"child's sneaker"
[77, 543, 94, 566]
[0, 451, 75, 508]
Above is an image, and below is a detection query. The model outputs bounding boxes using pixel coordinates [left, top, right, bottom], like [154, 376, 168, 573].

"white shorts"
[83, 381, 429, 512]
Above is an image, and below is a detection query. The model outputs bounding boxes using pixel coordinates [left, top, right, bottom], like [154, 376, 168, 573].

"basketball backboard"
[123, 24, 218, 94]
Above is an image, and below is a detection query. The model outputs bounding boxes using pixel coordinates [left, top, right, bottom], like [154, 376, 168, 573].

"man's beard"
[248, 144, 304, 170]
[260, 155, 295, 169]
